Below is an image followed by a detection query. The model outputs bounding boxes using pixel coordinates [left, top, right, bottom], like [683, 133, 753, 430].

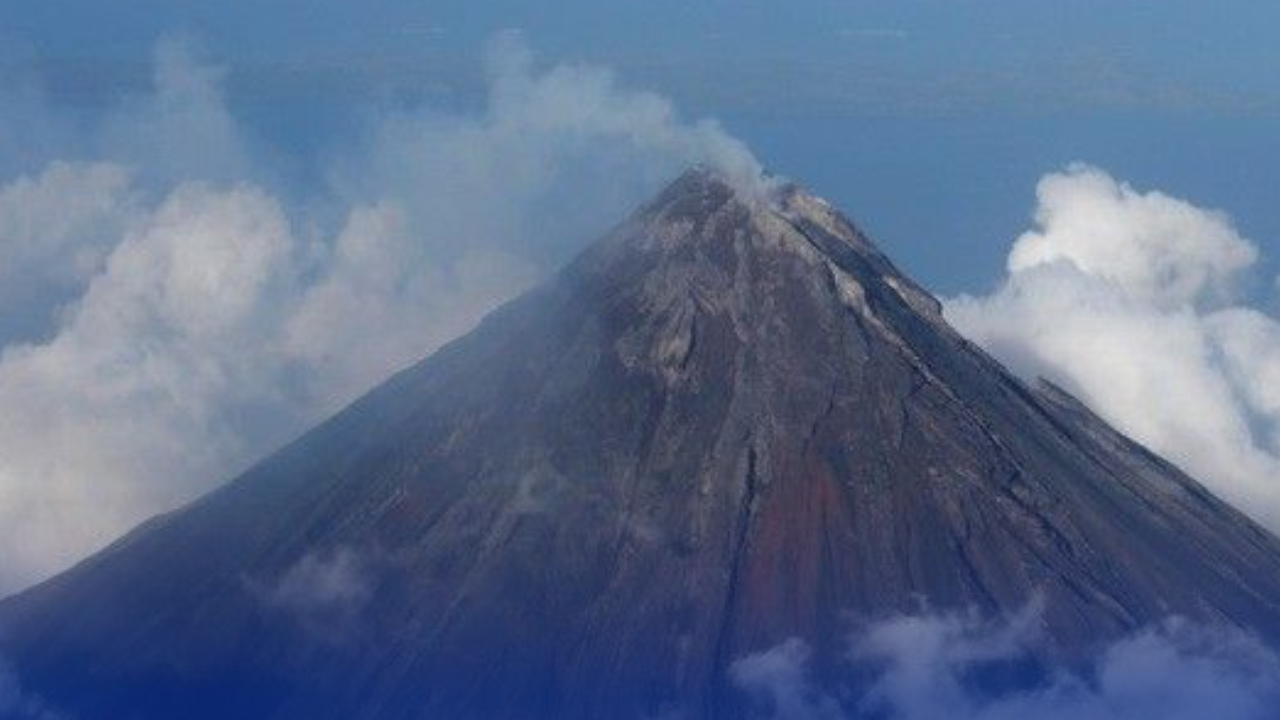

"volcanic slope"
[5, 169, 1280, 720]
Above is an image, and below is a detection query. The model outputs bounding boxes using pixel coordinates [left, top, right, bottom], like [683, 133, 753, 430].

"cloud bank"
[947, 165, 1280, 531]
[0, 36, 766, 595]
[732, 606, 1280, 720]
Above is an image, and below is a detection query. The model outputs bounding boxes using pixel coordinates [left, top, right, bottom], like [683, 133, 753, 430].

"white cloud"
[732, 606, 1280, 720]
[262, 547, 372, 616]
[1005, 165, 1256, 309]
[0, 37, 766, 595]
[283, 203, 538, 408]
[100, 37, 254, 186]
[850, 603, 1043, 720]
[0, 182, 302, 588]
[338, 32, 769, 272]
[0, 162, 135, 341]
[732, 639, 845, 720]
[251, 546, 375, 644]
[946, 165, 1280, 531]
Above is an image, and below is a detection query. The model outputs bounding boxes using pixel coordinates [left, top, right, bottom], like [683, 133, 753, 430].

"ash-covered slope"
[5, 169, 1280, 720]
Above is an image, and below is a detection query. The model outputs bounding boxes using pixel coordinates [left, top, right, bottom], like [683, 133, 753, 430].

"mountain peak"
[6, 168, 1280, 720]
[585, 167, 944, 329]
[650, 165, 867, 243]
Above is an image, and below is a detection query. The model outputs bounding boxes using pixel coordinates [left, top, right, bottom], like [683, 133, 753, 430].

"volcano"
[4, 169, 1280, 720]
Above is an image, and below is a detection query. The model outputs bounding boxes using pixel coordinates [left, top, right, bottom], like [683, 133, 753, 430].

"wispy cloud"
[254, 547, 374, 640]
[0, 36, 766, 595]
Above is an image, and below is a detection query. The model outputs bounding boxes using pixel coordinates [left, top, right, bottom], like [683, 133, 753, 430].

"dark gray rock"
[4, 168, 1280, 720]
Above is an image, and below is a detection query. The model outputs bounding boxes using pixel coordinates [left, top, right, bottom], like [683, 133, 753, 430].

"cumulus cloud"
[947, 165, 1280, 531]
[1003, 166, 1256, 308]
[0, 36, 766, 595]
[0, 182, 304, 587]
[0, 162, 135, 341]
[732, 606, 1280, 720]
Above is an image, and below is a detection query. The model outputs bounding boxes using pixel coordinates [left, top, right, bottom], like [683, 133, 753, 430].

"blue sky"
[3, 0, 1280, 292]
[6, 0, 1278, 115]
